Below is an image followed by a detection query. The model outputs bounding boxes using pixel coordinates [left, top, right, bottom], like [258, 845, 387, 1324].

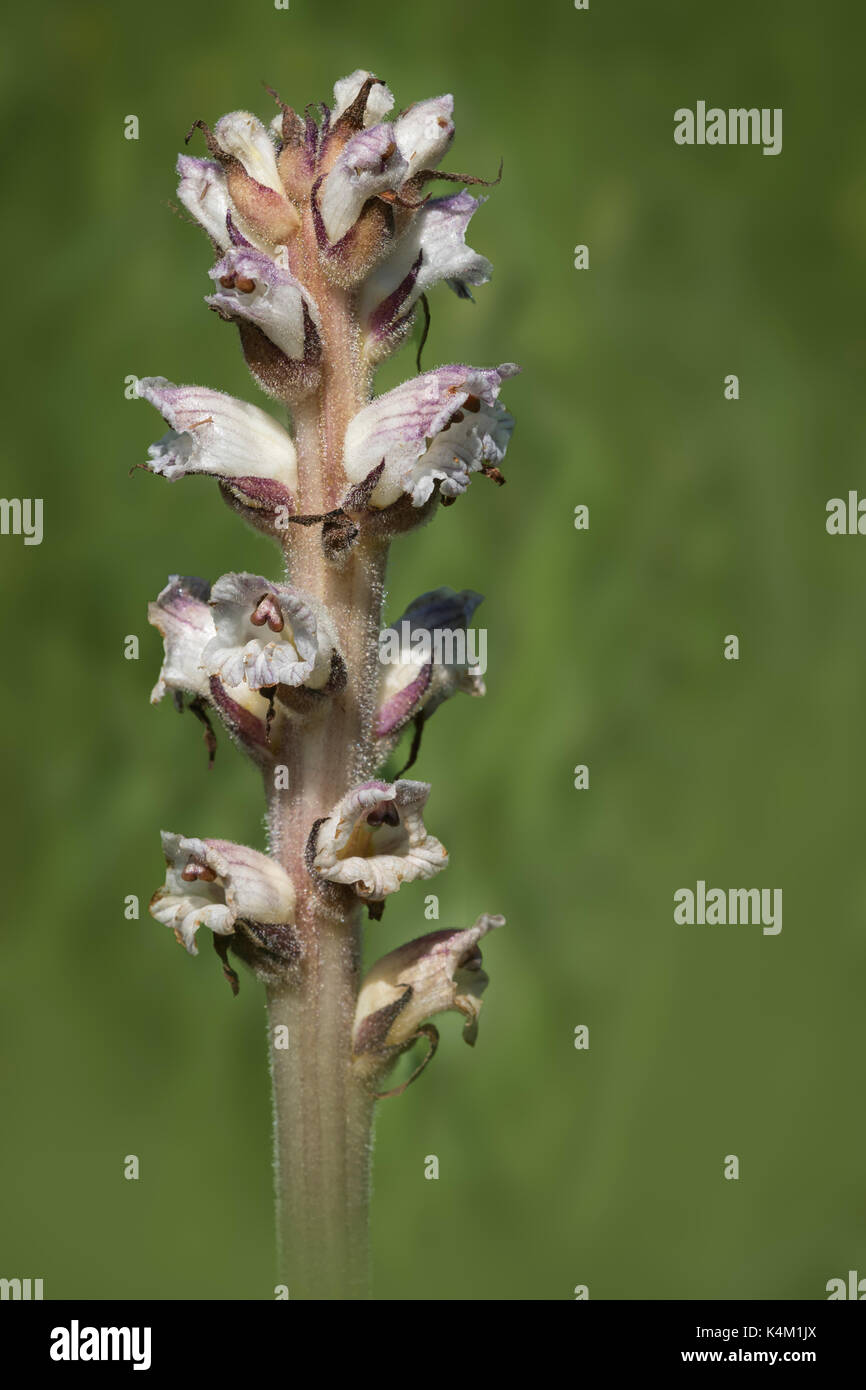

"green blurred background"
[2, 0, 865, 1300]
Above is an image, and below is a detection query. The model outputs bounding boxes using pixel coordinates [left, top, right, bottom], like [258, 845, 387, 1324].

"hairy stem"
[264, 224, 387, 1298]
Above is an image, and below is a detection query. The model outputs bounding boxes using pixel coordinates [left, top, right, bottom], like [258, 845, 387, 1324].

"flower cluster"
[139, 69, 514, 1091]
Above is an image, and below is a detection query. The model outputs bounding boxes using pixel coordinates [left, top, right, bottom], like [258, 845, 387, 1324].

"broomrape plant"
[136, 68, 518, 1299]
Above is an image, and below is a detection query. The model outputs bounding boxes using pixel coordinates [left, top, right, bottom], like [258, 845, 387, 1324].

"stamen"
[250, 593, 285, 632]
[181, 858, 217, 882]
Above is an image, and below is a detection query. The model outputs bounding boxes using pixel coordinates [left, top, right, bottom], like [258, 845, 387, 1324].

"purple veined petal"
[313, 779, 448, 900]
[393, 95, 454, 180]
[135, 378, 298, 488]
[353, 914, 504, 1058]
[362, 193, 492, 342]
[343, 363, 519, 508]
[150, 831, 296, 955]
[201, 572, 338, 692]
[317, 123, 408, 244]
[332, 69, 395, 127]
[206, 247, 321, 362]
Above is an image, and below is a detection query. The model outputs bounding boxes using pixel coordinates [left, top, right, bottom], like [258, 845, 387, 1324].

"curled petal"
[318, 124, 408, 244]
[207, 247, 321, 361]
[393, 95, 454, 180]
[313, 779, 447, 900]
[343, 363, 518, 508]
[202, 572, 338, 691]
[150, 831, 296, 955]
[214, 111, 284, 193]
[376, 588, 485, 737]
[135, 378, 298, 489]
[362, 192, 492, 347]
[354, 914, 504, 1066]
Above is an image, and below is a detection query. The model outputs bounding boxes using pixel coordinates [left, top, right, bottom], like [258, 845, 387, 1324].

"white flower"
[135, 378, 298, 493]
[176, 155, 234, 249]
[317, 124, 408, 244]
[393, 96, 454, 180]
[353, 915, 504, 1070]
[147, 575, 214, 705]
[313, 780, 447, 901]
[332, 70, 395, 127]
[150, 832, 295, 955]
[361, 192, 492, 351]
[202, 573, 338, 692]
[147, 576, 272, 757]
[213, 111, 284, 193]
[206, 247, 321, 361]
[343, 363, 518, 508]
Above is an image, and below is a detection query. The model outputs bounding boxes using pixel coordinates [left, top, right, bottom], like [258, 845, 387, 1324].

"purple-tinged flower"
[312, 780, 447, 901]
[343, 363, 518, 508]
[375, 588, 486, 740]
[361, 192, 492, 355]
[135, 378, 297, 509]
[352, 915, 504, 1086]
[317, 124, 408, 245]
[202, 573, 339, 692]
[206, 247, 321, 362]
[176, 155, 235, 250]
[332, 69, 395, 128]
[147, 576, 272, 759]
[150, 832, 296, 956]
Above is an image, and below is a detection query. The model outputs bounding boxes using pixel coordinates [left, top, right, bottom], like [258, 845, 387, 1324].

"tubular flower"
[352, 915, 505, 1090]
[135, 375, 296, 485]
[147, 575, 274, 762]
[343, 363, 517, 508]
[312, 780, 448, 901]
[150, 832, 296, 956]
[361, 192, 492, 360]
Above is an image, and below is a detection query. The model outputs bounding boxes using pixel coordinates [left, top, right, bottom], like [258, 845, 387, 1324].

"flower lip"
[201, 572, 338, 692]
[313, 779, 448, 901]
[150, 831, 296, 955]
